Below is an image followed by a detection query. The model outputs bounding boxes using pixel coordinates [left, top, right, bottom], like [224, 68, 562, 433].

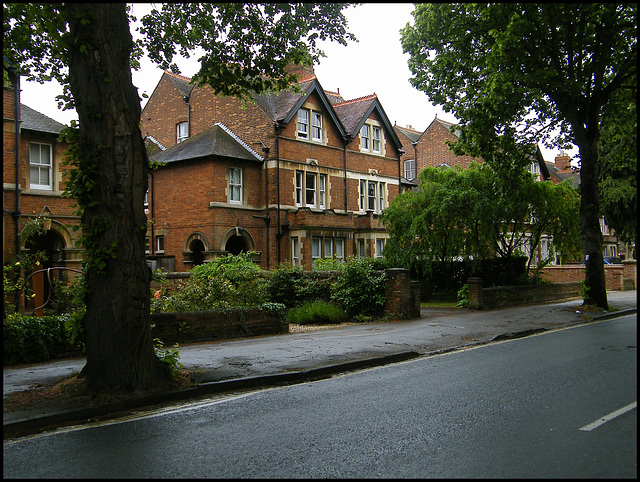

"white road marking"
[579, 401, 637, 432]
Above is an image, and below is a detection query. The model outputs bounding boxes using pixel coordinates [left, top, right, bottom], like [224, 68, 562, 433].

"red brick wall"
[540, 263, 637, 291]
[3, 87, 80, 262]
[141, 73, 403, 271]
[416, 120, 481, 172]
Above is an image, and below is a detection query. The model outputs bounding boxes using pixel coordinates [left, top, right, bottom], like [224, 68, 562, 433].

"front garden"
[3, 253, 390, 366]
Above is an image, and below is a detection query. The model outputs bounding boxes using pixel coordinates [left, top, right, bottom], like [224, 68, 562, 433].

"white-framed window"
[375, 239, 385, 259]
[372, 126, 381, 153]
[291, 237, 300, 266]
[297, 109, 309, 139]
[324, 238, 333, 258]
[335, 238, 345, 261]
[360, 124, 370, 151]
[312, 112, 323, 142]
[312, 237, 322, 261]
[360, 180, 386, 213]
[29, 142, 53, 190]
[297, 170, 324, 208]
[305, 172, 317, 207]
[229, 167, 243, 204]
[144, 190, 149, 210]
[295, 171, 304, 206]
[404, 159, 416, 179]
[528, 161, 540, 180]
[177, 122, 189, 143]
[155, 235, 165, 253]
[319, 174, 327, 209]
[360, 123, 384, 154]
[297, 108, 323, 143]
[357, 239, 366, 258]
[368, 181, 377, 211]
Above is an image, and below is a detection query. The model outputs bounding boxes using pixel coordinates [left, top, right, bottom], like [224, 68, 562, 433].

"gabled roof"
[151, 122, 263, 165]
[393, 124, 422, 144]
[545, 162, 581, 189]
[332, 94, 403, 150]
[253, 77, 348, 139]
[164, 70, 195, 99]
[20, 103, 66, 134]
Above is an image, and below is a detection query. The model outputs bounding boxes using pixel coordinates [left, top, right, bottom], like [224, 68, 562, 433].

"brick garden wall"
[468, 277, 582, 310]
[541, 261, 637, 291]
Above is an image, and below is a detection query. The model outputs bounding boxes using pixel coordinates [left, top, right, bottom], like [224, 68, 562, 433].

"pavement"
[3, 290, 636, 438]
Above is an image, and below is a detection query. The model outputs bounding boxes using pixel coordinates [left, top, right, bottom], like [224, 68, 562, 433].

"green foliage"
[266, 263, 334, 309]
[312, 257, 346, 272]
[330, 257, 386, 319]
[153, 338, 183, 377]
[3, 314, 69, 365]
[287, 300, 345, 325]
[456, 284, 469, 308]
[401, 3, 636, 309]
[382, 164, 581, 273]
[151, 253, 269, 312]
[598, 87, 637, 244]
[138, 4, 355, 101]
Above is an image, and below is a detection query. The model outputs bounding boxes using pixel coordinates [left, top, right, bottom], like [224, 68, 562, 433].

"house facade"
[140, 66, 405, 271]
[3, 84, 83, 310]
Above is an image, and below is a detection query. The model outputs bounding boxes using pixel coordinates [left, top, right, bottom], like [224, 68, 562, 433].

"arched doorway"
[225, 235, 247, 255]
[24, 229, 66, 311]
[189, 239, 205, 266]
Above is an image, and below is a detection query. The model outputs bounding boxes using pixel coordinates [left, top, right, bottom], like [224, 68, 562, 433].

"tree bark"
[575, 133, 609, 309]
[65, 4, 167, 391]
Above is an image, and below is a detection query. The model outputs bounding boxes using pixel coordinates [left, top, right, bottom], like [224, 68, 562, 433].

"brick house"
[3, 84, 83, 311]
[545, 151, 628, 261]
[140, 66, 405, 271]
[394, 116, 549, 181]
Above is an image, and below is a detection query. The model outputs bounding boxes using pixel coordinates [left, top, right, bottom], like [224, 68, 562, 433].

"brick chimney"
[555, 151, 571, 171]
[284, 63, 315, 81]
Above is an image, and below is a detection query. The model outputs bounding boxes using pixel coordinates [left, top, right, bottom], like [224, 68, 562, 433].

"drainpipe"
[149, 171, 154, 256]
[183, 94, 191, 137]
[263, 146, 270, 268]
[343, 138, 349, 212]
[253, 142, 270, 269]
[274, 122, 283, 264]
[9, 64, 21, 262]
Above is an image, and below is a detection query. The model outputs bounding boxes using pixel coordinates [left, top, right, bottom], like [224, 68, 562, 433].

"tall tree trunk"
[65, 4, 167, 391]
[575, 134, 609, 310]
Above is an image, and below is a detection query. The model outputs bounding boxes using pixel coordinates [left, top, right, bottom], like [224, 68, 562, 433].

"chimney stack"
[555, 151, 571, 171]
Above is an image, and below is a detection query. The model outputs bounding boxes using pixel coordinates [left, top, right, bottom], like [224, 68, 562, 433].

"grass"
[420, 301, 458, 308]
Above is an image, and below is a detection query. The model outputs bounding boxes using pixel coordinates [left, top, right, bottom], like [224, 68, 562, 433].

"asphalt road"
[4, 315, 636, 478]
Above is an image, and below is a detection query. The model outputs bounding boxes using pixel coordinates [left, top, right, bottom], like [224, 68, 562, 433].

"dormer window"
[297, 109, 309, 139]
[372, 126, 381, 153]
[360, 123, 384, 154]
[176, 122, 189, 143]
[297, 108, 323, 143]
[312, 112, 323, 142]
[360, 125, 370, 151]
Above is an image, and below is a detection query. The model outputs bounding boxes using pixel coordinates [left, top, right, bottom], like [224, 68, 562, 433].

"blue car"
[582, 257, 622, 265]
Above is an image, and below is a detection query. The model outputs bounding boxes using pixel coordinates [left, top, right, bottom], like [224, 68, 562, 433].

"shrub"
[456, 284, 469, 308]
[3, 313, 69, 365]
[287, 300, 345, 325]
[266, 263, 334, 309]
[331, 257, 386, 319]
[152, 253, 269, 312]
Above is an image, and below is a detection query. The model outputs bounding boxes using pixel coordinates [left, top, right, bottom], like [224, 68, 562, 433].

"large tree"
[3, 3, 353, 392]
[401, 3, 637, 309]
[381, 164, 580, 272]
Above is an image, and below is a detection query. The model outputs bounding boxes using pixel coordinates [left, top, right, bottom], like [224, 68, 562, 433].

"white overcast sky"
[18, 3, 574, 162]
